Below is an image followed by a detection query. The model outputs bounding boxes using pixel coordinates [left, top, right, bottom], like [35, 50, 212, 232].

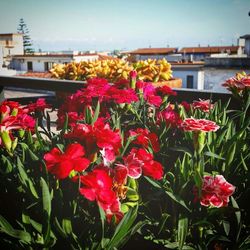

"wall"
[13, 56, 72, 72]
[205, 57, 250, 67]
[0, 34, 23, 58]
[204, 68, 250, 92]
[172, 69, 199, 89]
[73, 55, 99, 62]
[0, 46, 3, 67]
[245, 40, 250, 56]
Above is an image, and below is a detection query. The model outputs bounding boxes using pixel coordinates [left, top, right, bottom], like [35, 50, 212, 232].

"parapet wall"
[205, 57, 250, 68]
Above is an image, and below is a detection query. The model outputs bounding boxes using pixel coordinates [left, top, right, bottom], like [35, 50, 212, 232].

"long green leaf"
[178, 217, 188, 250]
[165, 191, 191, 212]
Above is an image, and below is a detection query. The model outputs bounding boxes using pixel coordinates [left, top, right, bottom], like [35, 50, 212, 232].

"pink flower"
[200, 175, 235, 207]
[192, 99, 214, 113]
[222, 73, 250, 91]
[157, 106, 182, 128]
[143, 84, 162, 107]
[44, 143, 90, 179]
[181, 118, 219, 132]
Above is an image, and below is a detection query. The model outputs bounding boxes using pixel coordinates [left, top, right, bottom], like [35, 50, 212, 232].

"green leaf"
[0, 215, 31, 243]
[223, 220, 230, 236]
[1, 155, 13, 173]
[28, 149, 39, 161]
[40, 177, 51, 216]
[170, 146, 192, 157]
[204, 151, 225, 161]
[144, 176, 162, 189]
[225, 142, 236, 170]
[107, 206, 138, 249]
[178, 217, 188, 250]
[17, 157, 38, 199]
[92, 100, 100, 125]
[62, 219, 72, 235]
[158, 213, 170, 235]
[165, 191, 191, 212]
[35, 120, 45, 149]
[54, 217, 67, 238]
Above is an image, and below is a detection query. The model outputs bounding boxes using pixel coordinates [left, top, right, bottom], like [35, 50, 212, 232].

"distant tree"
[17, 18, 34, 54]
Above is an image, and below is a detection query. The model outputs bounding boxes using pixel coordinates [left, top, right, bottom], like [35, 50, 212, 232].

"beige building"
[0, 33, 24, 67]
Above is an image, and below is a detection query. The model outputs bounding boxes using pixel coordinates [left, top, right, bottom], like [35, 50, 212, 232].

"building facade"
[171, 63, 204, 90]
[239, 34, 250, 57]
[0, 33, 23, 67]
[11, 53, 99, 72]
[179, 46, 240, 61]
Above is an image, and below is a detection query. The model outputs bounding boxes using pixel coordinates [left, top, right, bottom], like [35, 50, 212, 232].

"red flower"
[129, 70, 137, 79]
[120, 148, 163, 180]
[79, 168, 123, 223]
[106, 87, 138, 104]
[129, 128, 160, 152]
[200, 175, 235, 207]
[44, 143, 90, 179]
[180, 101, 191, 112]
[114, 164, 128, 185]
[135, 148, 163, 180]
[26, 98, 51, 112]
[65, 119, 122, 160]
[156, 85, 177, 96]
[122, 150, 143, 179]
[181, 118, 219, 132]
[192, 99, 214, 113]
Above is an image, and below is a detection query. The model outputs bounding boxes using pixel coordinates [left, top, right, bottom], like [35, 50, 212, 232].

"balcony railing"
[0, 75, 237, 108]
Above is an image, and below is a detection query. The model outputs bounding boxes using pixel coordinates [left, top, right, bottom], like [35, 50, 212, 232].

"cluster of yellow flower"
[134, 58, 172, 82]
[50, 58, 172, 83]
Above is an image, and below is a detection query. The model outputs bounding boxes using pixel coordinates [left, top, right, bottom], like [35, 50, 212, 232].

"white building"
[11, 52, 99, 72]
[172, 63, 204, 90]
[0, 33, 23, 67]
[179, 46, 240, 61]
[238, 34, 250, 57]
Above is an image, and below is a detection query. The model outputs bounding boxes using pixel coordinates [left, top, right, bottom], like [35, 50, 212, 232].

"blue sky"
[0, 0, 249, 51]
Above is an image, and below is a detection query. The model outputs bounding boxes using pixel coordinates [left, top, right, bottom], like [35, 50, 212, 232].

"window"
[44, 62, 49, 71]
[44, 62, 53, 71]
[27, 61, 33, 71]
[186, 75, 194, 88]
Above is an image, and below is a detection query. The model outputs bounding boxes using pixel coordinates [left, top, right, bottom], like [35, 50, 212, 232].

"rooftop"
[129, 48, 177, 55]
[179, 46, 239, 54]
[0, 33, 23, 36]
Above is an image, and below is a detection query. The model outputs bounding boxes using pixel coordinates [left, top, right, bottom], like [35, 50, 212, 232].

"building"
[11, 52, 100, 72]
[238, 34, 250, 57]
[171, 62, 204, 89]
[0, 33, 23, 67]
[179, 46, 240, 61]
[128, 48, 178, 61]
